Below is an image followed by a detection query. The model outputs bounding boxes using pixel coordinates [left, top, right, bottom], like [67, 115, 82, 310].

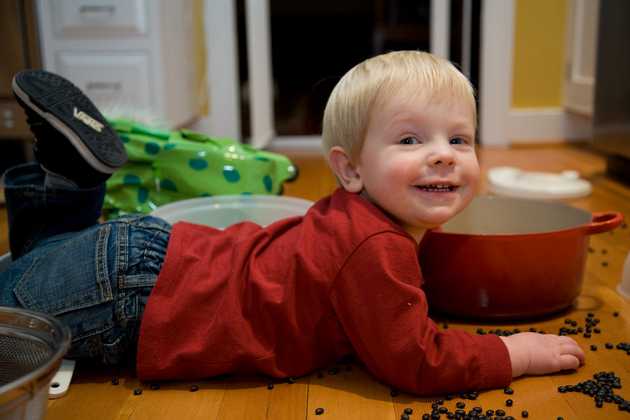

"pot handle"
[585, 212, 624, 235]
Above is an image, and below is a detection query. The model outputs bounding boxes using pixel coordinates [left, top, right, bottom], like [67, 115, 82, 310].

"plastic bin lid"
[487, 166, 592, 200]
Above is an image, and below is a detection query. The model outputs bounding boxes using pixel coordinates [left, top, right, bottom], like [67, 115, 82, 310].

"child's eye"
[450, 137, 468, 145]
[399, 136, 420, 145]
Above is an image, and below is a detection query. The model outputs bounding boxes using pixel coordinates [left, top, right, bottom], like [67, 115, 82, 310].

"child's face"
[355, 91, 479, 241]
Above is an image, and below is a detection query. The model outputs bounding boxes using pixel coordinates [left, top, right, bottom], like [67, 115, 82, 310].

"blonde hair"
[322, 50, 476, 161]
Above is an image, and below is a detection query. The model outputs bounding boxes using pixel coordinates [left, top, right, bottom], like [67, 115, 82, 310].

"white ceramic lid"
[487, 166, 592, 200]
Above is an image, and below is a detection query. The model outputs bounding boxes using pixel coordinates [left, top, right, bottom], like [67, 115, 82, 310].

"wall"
[512, 0, 567, 108]
[507, 0, 591, 142]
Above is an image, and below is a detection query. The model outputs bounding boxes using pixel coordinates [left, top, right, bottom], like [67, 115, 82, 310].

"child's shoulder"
[309, 188, 410, 240]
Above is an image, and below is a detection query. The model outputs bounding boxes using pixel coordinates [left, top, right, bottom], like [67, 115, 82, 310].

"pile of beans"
[558, 371, 630, 412]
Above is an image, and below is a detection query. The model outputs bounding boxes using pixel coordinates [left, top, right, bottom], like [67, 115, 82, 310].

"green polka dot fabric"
[104, 119, 298, 219]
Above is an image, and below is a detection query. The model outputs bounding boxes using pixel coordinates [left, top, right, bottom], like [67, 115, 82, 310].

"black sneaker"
[12, 69, 127, 187]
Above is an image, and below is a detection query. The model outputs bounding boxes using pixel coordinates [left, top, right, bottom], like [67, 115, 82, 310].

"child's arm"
[499, 333, 585, 377]
[331, 233, 513, 395]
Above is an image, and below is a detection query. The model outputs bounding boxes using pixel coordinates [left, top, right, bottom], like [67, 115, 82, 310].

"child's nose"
[428, 142, 455, 167]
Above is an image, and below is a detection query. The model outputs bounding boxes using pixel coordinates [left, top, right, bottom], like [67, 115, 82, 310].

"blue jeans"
[0, 163, 171, 365]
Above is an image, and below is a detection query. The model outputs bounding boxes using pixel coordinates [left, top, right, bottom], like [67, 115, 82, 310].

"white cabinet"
[37, 0, 200, 128]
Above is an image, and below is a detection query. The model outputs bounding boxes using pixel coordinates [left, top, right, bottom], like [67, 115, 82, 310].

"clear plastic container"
[151, 195, 314, 228]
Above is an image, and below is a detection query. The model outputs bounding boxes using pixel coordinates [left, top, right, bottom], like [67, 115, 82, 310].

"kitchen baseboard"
[508, 107, 593, 143]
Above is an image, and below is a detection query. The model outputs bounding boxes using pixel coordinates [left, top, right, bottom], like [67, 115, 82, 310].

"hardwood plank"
[215, 379, 271, 420]
[266, 376, 309, 420]
[116, 380, 226, 420]
[307, 365, 396, 420]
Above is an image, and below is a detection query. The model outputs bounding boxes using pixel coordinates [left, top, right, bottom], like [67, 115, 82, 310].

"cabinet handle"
[86, 81, 122, 92]
[79, 5, 116, 17]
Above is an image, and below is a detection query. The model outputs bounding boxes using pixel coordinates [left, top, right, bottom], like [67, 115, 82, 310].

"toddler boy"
[0, 51, 584, 396]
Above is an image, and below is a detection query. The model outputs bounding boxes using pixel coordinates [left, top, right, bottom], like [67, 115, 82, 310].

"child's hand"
[499, 332, 585, 377]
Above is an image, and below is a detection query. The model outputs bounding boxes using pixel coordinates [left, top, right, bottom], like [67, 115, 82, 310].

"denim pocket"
[13, 223, 115, 341]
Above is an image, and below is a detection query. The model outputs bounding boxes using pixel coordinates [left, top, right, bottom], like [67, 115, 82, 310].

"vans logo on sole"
[73, 107, 104, 133]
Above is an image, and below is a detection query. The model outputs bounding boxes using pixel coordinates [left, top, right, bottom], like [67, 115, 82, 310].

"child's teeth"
[419, 184, 454, 192]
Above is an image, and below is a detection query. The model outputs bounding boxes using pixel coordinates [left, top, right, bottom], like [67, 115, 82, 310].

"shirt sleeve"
[329, 232, 512, 396]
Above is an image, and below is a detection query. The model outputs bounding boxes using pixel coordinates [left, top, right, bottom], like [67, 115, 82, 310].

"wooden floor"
[2, 145, 630, 419]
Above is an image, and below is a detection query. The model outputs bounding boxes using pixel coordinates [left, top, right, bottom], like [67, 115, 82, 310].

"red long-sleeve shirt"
[137, 188, 511, 395]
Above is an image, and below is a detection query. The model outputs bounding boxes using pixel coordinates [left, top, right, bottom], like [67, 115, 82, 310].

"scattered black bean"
[315, 407, 324, 415]
[588, 312, 595, 317]
[190, 384, 199, 392]
[602, 249, 608, 255]
[606, 343, 614, 349]
[521, 410, 529, 418]
[496, 409, 506, 416]
[111, 377, 119, 386]
[287, 377, 296, 384]
[602, 261, 609, 267]
[150, 383, 160, 390]
[558, 371, 630, 412]
[267, 383, 274, 390]
[591, 344, 598, 351]
[614, 311, 620, 317]
[404, 407, 413, 415]
[506, 398, 513, 407]
[456, 401, 466, 409]
[133, 387, 143, 395]
[400, 414, 410, 420]
[504, 386, 514, 395]
[594, 328, 601, 334]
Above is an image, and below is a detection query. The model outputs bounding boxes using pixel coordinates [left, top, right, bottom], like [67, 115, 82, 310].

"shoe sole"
[12, 70, 127, 174]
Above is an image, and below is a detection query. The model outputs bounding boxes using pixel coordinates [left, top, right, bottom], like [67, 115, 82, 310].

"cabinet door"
[0, 0, 27, 97]
[56, 52, 153, 112]
[50, 0, 147, 38]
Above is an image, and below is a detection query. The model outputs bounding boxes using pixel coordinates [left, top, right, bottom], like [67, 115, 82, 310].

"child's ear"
[328, 146, 363, 193]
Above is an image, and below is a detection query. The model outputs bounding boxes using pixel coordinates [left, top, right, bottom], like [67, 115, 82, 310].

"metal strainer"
[0, 306, 70, 420]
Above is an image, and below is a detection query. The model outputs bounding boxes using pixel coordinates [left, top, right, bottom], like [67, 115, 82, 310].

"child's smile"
[355, 91, 480, 241]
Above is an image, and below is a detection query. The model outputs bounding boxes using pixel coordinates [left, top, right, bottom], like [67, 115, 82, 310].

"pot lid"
[487, 166, 592, 200]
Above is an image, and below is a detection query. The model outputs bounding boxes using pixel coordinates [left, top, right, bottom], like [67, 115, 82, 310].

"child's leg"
[0, 69, 163, 365]
[0, 215, 171, 365]
[2, 162, 106, 258]
[3, 69, 128, 259]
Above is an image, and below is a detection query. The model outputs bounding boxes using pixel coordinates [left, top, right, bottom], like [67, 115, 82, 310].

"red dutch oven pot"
[419, 195, 623, 320]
